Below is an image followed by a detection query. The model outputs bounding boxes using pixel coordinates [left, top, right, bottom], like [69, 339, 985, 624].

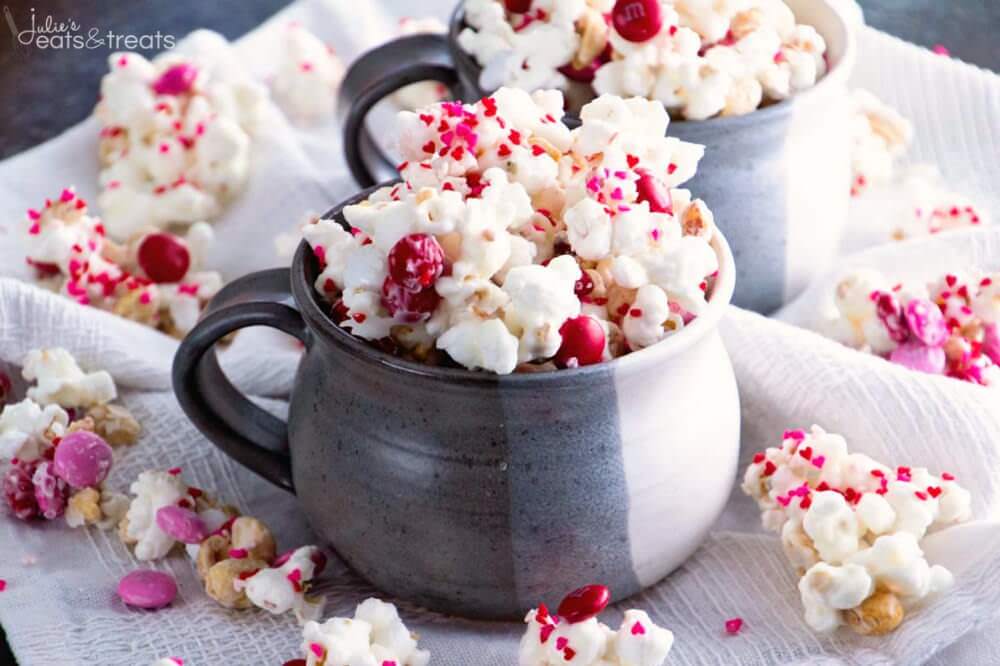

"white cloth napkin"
[1, 1, 999, 664]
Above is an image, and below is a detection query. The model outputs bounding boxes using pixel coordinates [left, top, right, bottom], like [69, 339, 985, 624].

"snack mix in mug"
[458, 0, 829, 119]
[304, 87, 721, 374]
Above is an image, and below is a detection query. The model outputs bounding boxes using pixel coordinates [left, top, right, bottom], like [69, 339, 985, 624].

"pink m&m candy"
[612, 0, 663, 43]
[53, 431, 113, 489]
[889, 341, 946, 375]
[558, 584, 610, 624]
[904, 299, 948, 347]
[156, 506, 209, 545]
[984, 323, 1000, 365]
[117, 570, 178, 609]
[152, 63, 199, 96]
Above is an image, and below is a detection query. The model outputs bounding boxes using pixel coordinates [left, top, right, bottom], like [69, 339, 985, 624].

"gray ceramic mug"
[172, 183, 741, 619]
[338, 0, 856, 313]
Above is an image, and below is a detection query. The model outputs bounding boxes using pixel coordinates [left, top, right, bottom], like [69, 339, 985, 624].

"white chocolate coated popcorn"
[123, 470, 190, 560]
[821, 268, 1000, 386]
[0, 399, 68, 463]
[849, 89, 912, 197]
[305, 89, 719, 373]
[459, 0, 830, 119]
[301, 597, 430, 666]
[519, 605, 674, 666]
[743, 425, 971, 634]
[95, 33, 265, 238]
[244, 545, 326, 623]
[22, 348, 117, 409]
[891, 165, 988, 240]
[271, 23, 345, 122]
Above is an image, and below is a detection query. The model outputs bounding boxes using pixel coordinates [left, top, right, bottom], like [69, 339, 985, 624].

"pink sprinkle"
[586, 176, 601, 193]
[617, 205, 631, 213]
[811, 455, 826, 469]
[791, 483, 810, 498]
[139, 291, 152, 305]
[27, 208, 41, 221]
[300, 61, 314, 72]
[776, 495, 791, 507]
[725, 618, 743, 635]
[555, 637, 569, 650]
[228, 548, 248, 559]
[631, 621, 646, 635]
[159, 143, 170, 153]
[117, 55, 128, 67]
[610, 187, 623, 201]
[651, 229, 661, 241]
[942, 472, 955, 481]
[783, 429, 805, 442]
[167, 467, 182, 476]
[28, 221, 41, 235]
[60, 188, 75, 202]
[309, 643, 324, 658]
[0, 580, 6, 591]
[178, 284, 199, 296]
[931, 44, 950, 56]
[382, 662, 398, 666]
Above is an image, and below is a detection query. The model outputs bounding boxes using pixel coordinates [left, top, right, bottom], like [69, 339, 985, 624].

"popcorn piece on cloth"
[65, 486, 129, 529]
[300, 597, 430, 666]
[849, 89, 912, 197]
[742, 425, 971, 634]
[271, 23, 345, 122]
[244, 545, 327, 623]
[890, 165, 988, 240]
[22, 189, 224, 337]
[305, 88, 719, 373]
[94, 32, 265, 237]
[22, 348, 116, 408]
[520, 584, 674, 666]
[459, 0, 829, 119]
[121, 469, 201, 560]
[820, 268, 1000, 386]
[0, 398, 68, 463]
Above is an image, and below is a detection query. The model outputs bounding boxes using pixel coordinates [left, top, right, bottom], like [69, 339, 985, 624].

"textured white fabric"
[1, 1, 999, 664]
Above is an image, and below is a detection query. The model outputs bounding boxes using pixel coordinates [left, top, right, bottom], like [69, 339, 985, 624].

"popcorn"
[460, 0, 829, 119]
[519, 585, 674, 666]
[271, 23, 345, 122]
[306, 89, 720, 373]
[0, 399, 68, 463]
[244, 545, 327, 623]
[821, 268, 1000, 386]
[890, 165, 988, 240]
[22, 348, 116, 408]
[121, 469, 195, 560]
[65, 486, 129, 529]
[300, 598, 430, 666]
[392, 17, 451, 110]
[94, 35, 265, 237]
[743, 425, 971, 634]
[849, 90, 912, 197]
[21, 189, 223, 337]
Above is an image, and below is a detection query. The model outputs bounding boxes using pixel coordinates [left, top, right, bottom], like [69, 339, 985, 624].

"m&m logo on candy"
[612, 0, 663, 42]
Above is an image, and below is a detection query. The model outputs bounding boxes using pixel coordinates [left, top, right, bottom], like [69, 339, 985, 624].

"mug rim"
[446, 0, 856, 130]
[291, 181, 737, 386]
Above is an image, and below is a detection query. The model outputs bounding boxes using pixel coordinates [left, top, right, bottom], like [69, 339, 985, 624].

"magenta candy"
[612, 0, 662, 42]
[555, 316, 606, 368]
[874, 291, 908, 343]
[117, 570, 178, 609]
[152, 63, 198, 96]
[904, 299, 948, 347]
[983, 323, 1000, 365]
[32, 461, 69, 520]
[635, 169, 673, 214]
[156, 505, 209, 545]
[889, 341, 946, 375]
[53, 431, 113, 489]
[558, 584, 611, 623]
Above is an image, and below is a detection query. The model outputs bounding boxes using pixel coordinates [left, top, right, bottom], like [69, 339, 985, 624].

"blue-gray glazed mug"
[172, 182, 741, 619]
[337, 0, 856, 314]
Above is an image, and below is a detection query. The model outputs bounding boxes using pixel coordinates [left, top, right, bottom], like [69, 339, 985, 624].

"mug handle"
[338, 33, 461, 188]
[172, 268, 307, 494]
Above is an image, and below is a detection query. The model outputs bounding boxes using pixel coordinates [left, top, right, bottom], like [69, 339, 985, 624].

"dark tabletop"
[0, 1, 997, 663]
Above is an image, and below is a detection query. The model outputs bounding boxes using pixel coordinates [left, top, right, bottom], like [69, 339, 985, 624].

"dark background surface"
[0, 0, 997, 663]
